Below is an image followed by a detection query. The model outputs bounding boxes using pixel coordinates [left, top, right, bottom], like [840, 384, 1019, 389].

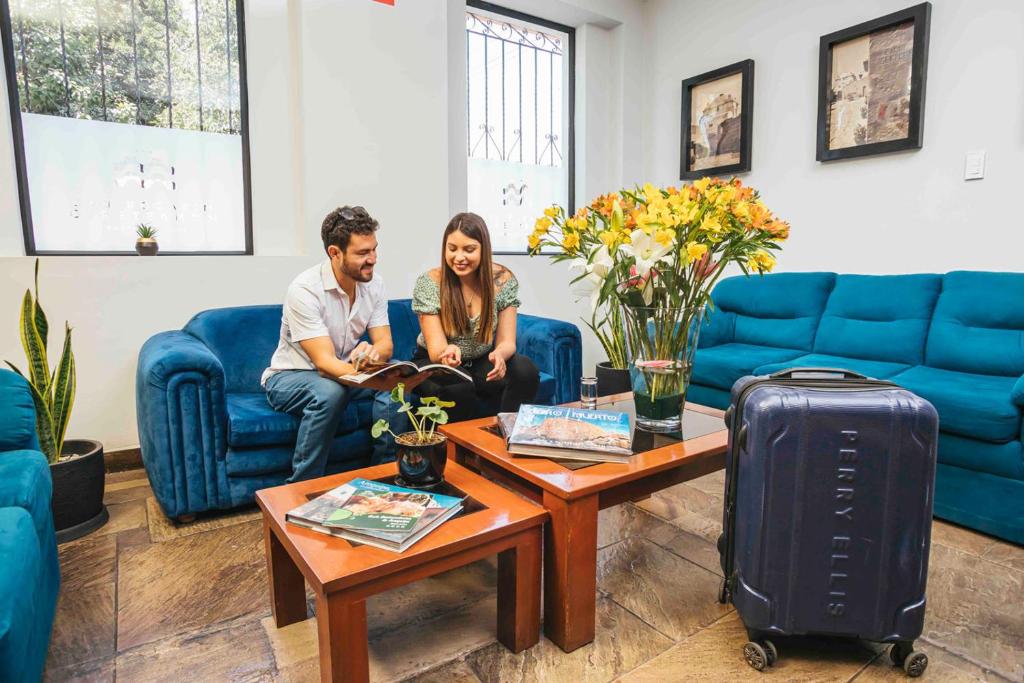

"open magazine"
[339, 360, 471, 389]
[506, 404, 634, 463]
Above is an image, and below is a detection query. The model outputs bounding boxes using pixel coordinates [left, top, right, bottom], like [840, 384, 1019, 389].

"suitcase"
[717, 368, 938, 677]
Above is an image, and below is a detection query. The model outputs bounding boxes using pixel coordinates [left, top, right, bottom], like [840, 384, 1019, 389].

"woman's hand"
[439, 344, 462, 367]
[486, 350, 506, 381]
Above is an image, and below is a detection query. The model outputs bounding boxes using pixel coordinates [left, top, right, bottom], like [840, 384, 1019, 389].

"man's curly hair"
[321, 206, 379, 253]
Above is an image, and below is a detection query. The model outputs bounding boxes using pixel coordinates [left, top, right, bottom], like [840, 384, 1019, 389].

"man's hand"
[486, 350, 506, 382]
[439, 344, 462, 367]
[348, 341, 380, 370]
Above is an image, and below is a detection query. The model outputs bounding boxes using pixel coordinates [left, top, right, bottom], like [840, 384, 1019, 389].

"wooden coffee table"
[256, 461, 547, 683]
[441, 393, 727, 653]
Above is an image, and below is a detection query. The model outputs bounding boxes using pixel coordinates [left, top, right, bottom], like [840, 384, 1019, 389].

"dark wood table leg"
[497, 527, 542, 652]
[543, 491, 599, 652]
[264, 519, 307, 627]
[315, 591, 369, 683]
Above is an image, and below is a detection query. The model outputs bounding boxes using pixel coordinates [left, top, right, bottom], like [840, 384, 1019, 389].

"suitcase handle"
[769, 367, 867, 380]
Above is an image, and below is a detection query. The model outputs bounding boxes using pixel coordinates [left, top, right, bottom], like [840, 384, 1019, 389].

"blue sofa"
[689, 271, 1024, 544]
[137, 299, 582, 519]
[0, 369, 61, 683]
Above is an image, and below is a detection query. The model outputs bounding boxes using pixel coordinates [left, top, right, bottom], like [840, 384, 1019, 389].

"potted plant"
[531, 178, 789, 432]
[135, 224, 158, 255]
[5, 260, 107, 542]
[372, 383, 454, 489]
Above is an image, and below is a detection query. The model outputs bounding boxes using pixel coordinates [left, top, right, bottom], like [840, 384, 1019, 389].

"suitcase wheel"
[743, 641, 775, 671]
[763, 640, 778, 666]
[890, 642, 928, 677]
[717, 578, 730, 605]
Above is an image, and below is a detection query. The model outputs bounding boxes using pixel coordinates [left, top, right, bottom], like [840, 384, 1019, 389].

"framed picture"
[679, 59, 754, 180]
[816, 3, 931, 162]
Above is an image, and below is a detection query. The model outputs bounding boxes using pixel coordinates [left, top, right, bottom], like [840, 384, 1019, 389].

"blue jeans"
[264, 370, 407, 482]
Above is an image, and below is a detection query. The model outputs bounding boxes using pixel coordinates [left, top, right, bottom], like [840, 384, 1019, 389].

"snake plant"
[5, 259, 75, 463]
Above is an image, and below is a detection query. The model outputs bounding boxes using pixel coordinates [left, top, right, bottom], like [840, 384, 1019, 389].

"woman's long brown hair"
[439, 212, 495, 343]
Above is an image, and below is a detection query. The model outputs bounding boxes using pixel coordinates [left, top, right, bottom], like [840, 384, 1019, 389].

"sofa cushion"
[693, 344, 805, 390]
[813, 274, 941, 365]
[225, 429, 373, 477]
[0, 451, 52, 543]
[889, 366, 1021, 443]
[0, 506, 44, 683]
[754, 353, 912, 380]
[926, 271, 1024, 377]
[0, 371, 38, 452]
[711, 272, 836, 351]
[936, 432, 1023, 481]
[185, 305, 284, 394]
[226, 392, 371, 448]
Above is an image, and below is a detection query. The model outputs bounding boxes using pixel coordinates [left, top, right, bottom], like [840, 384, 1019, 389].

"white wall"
[642, 0, 1024, 273]
[0, 0, 647, 450]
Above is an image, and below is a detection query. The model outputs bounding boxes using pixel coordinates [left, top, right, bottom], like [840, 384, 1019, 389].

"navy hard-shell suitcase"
[718, 368, 938, 677]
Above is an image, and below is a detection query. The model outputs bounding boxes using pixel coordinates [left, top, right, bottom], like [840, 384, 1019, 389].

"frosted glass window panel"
[465, 7, 572, 254]
[23, 114, 245, 252]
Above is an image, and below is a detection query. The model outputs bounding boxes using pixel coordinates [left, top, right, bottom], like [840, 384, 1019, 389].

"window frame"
[0, 0, 254, 256]
[465, 0, 575, 256]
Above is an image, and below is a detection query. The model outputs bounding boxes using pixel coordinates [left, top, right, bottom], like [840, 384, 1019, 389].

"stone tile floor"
[43, 468, 1023, 682]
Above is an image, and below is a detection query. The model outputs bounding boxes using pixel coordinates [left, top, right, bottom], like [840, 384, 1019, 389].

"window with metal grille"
[1, 0, 252, 254]
[465, 2, 573, 254]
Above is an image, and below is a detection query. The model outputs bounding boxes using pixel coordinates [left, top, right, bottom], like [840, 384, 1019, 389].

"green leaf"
[416, 406, 441, 418]
[20, 289, 50, 400]
[434, 411, 449, 425]
[33, 259, 48, 353]
[434, 399, 456, 409]
[24, 379, 57, 463]
[390, 383, 405, 405]
[4, 361, 24, 377]
[51, 324, 75, 455]
[397, 404, 412, 414]
[371, 419, 389, 439]
[420, 396, 438, 406]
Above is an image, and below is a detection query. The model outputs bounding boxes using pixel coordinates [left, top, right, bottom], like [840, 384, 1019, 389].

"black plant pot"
[51, 439, 109, 544]
[135, 238, 159, 255]
[395, 433, 448, 489]
[596, 361, 631, 397]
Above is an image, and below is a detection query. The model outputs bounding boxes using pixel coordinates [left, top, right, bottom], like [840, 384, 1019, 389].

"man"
[261, 206, 406, 482]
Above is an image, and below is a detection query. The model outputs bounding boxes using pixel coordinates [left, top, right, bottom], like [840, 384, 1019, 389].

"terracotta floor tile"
[267, 596, 499, 682]
[931, 520, 1024, 572]
[103, 478, 153, 506]
[598, 536, 730, 641]
[924, 543, 1024, 680]
[48, 534, 118, 670]
[617, 611, 878, 682]
[116, 520, 268, 651]
[116, 615, 275, 682]
[145, 497, 262, 543]
[466, 597, 674, 683]
[405, 659, 483, 682]
[42, 656, 114, 683]
[852, 641, 1013, 682]
[86, 498, 147, 539]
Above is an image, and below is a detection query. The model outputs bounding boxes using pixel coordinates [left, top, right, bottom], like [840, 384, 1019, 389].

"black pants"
[411, 347, 540, 423]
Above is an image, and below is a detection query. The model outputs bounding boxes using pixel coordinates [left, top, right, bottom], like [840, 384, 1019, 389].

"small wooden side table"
[256, 461, 547, 683]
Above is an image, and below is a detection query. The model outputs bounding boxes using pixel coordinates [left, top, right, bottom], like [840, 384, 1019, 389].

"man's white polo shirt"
[261, 260, 389, 387]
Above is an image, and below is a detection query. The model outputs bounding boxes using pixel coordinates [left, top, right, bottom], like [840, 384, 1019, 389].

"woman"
[411, 212, 540, 423]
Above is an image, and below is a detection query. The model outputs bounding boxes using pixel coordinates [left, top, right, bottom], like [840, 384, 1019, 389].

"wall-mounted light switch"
[964, 150, 986, 180]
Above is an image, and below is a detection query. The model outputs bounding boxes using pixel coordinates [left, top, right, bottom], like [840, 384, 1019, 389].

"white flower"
[569, 246, 615, 311]
[620, 229, 672, 279]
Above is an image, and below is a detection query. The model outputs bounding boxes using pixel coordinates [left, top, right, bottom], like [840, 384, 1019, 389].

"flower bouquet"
[530, 177, 789, 431]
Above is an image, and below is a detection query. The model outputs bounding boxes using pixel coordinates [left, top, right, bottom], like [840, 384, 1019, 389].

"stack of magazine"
[496, 404, 634, 463]
[286, 478, 464, 552]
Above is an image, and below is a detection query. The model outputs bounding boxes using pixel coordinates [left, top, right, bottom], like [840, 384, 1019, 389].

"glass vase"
[622, 304, 705, 432]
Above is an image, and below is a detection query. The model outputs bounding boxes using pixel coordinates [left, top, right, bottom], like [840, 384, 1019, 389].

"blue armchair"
[0, 369, 61, 683]
[137, 299, 582, 519]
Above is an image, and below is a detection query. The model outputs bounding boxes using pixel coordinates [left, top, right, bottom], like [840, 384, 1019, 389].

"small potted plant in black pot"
[6, 260, 107, 543]
[372, 383, 454, 490]
[135, 224, 159, 255]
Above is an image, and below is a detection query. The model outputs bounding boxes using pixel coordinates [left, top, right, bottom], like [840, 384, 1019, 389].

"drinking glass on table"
[580, 377, 598, 409]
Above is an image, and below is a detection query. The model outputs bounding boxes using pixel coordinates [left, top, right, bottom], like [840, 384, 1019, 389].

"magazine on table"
[506, 404, 634, 463]
[285, 478, 464, 552]
[339, 359, 471, 389]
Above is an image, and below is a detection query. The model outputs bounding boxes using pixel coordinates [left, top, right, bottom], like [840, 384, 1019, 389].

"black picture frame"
[0, 0, 254, 255]
[679, 59, 754, 180]
[816, 2, 931, 162]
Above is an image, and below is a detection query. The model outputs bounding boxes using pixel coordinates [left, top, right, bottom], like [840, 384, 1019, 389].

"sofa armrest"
[1013, 374, 1024, 407]
[0, 370, 40, 452]
[136, 331, 230, 518]
[516, 314, 582, 405]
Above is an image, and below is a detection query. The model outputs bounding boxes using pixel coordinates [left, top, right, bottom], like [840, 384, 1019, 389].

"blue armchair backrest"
[183, 301, 426, 393]
[926, 271, 1024, 377]
[0, 369, 40, 452]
